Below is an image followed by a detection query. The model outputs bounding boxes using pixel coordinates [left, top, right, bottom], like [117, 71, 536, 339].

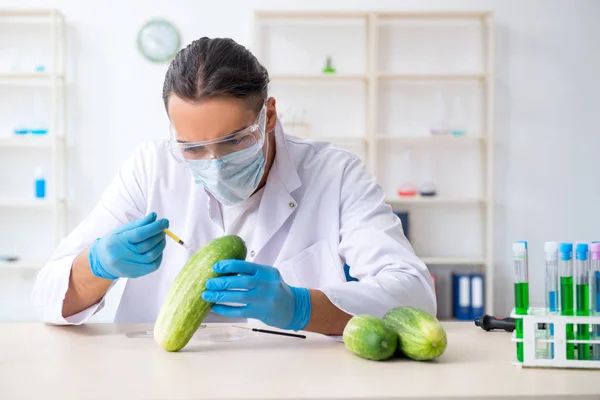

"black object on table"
[233, 326, 306, 339]
[474, 314, 516, 332]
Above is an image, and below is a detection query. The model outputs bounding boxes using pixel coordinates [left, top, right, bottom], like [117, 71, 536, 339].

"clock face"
[137, 19, 181, 63]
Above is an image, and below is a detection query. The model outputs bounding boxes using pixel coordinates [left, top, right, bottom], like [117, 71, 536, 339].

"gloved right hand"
[89, 212, 169, 280]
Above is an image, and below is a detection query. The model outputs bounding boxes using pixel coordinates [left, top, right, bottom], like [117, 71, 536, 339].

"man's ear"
[266, 97, 277, 133]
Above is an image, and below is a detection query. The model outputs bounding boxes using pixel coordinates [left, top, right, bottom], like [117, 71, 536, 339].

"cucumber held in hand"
[154, 235, 247, 352]
[383, 306, 447, 361]
[343, 315, 398, 361]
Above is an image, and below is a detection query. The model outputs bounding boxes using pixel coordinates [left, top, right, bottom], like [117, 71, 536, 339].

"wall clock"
[137, 19, 181, 63]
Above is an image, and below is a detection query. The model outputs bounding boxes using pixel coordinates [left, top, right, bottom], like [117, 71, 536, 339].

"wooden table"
[0, 322, 598, 399]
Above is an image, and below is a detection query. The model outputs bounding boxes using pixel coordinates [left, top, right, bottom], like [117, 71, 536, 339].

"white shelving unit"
[254, 10, 495, 313]
[0, 9, 67, 271]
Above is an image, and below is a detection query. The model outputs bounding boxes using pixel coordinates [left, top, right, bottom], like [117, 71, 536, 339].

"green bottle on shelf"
[322, 55, 336, 74]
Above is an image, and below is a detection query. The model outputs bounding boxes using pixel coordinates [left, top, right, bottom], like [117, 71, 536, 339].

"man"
[32, 37, 435, 335]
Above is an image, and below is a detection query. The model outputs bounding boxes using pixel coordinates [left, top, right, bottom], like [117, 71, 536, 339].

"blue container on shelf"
[30, 128, 48, 135]
[34, 168, 46, 199]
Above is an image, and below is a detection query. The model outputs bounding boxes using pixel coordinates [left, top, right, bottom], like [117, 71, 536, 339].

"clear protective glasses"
[168, 104, 267, 165]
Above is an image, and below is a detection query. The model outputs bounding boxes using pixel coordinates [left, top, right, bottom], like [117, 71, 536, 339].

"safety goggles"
[169, 104, 267, 164]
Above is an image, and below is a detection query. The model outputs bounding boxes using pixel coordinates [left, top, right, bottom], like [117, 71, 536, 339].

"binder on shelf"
[452, 273, 471, 320]
[393, 210, 410, 240]
[470, 273, 484, 319]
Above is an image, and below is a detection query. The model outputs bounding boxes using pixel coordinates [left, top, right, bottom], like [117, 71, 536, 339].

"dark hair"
[162, 37, 269, 113]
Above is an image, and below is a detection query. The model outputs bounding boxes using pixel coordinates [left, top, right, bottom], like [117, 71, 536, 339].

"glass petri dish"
[192, 325, 248, 342]
[126, 325, 207, 339]
[126, 324, 248, 342]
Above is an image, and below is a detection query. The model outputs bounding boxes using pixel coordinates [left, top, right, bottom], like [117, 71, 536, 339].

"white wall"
[2, 0, 599, 321]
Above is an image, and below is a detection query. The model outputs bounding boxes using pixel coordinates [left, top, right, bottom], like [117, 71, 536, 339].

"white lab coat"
[32, 121, 436, 325]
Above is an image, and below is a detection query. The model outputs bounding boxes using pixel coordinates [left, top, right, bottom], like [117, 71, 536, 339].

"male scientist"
[32, 37, 435, 335]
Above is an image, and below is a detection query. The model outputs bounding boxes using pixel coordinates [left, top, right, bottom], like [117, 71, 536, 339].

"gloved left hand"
[202, 260, 312, 331]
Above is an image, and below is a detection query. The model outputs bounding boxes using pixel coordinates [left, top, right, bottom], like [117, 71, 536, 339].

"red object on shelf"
[398, 189, 417, 197]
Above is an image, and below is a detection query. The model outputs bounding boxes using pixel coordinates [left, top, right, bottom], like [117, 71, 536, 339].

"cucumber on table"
[154, 235, 247, 352]
[383, 306, 447, 361]
[343, 315, 398, 361]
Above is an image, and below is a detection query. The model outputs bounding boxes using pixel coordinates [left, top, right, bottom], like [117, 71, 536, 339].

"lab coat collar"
[250, 118, 302, 260]
[271, 118, 302, 194]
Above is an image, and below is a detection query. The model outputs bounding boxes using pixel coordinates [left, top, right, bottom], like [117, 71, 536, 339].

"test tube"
[590, 242, 600, 360]
[545, 242, 559, 358]
[575, 243, 590, 360]
[513, 241, 529, 362]
[559, 242, 575, 360]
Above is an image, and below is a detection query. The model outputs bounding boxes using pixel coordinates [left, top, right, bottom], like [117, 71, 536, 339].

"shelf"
[378, 11, 491, 19]
[255, 11, 368, 19]
[0, 72, 64, 85]
[270, 73, 367, 82]
[306, 136, 366, 143]
[378, 73, 486, 81]
[0, 260, 46, 270]
[377, 135, 486, 146]
[0, 135, 54, 147]
[0, 9, 62, 18]
[0, 72, 56, 78]
[387, 196, 486, 205]
[0, 198, 60, 209]
[255, 11, 491, 20]
[420, 257, 486, 266]
[254, 10, 495, 312]
[271, 73, 487, 82]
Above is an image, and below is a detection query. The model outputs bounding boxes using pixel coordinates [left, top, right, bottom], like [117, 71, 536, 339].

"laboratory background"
[1, 0, 599, 322]
[1, 0, 600, 388]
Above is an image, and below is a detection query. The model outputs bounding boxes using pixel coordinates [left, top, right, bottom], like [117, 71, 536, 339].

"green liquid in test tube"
[591, 242, 600, 360]
[545, 242, 559, 359]
[575, 243, 591, 360]
[559, 243, 575, 360]
[513, 241, 529, 363]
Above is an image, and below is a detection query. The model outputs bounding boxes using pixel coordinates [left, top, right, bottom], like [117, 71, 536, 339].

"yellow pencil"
[164, 229, 188, 249]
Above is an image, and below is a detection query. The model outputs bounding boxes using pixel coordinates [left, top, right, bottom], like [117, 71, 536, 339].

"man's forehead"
[168, 96, 255, 142]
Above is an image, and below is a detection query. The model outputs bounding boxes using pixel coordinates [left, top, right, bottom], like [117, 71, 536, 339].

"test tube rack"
[511, 307, 600, 369]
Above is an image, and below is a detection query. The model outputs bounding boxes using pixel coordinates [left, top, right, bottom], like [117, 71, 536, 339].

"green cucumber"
[383, 306, 447, 361]
[154, 235, 247, 352]
[343, 315, 398, 361]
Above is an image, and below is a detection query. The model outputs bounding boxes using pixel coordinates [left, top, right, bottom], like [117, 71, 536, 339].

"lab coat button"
[289, 202, 296, 208]
[250, 250, 256, 257]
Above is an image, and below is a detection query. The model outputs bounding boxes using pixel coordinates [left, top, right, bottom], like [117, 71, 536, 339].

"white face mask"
[187, 144, 267, 205]
[185, 105, 269, 205]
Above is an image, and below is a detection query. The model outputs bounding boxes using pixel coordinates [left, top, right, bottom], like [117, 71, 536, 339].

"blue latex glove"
[202, 260, 312, 331]
[89, 212, 169, 280]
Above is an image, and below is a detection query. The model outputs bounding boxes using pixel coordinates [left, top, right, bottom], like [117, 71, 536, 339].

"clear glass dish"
[126, 324, 248, 342]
